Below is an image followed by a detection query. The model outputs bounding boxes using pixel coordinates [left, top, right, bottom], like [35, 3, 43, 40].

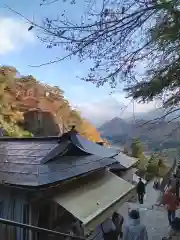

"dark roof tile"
[0, 140, 64, 164]
[0, 155, 117, 187]
[71, 133, 119, 158]
[0, 134, 119, 187]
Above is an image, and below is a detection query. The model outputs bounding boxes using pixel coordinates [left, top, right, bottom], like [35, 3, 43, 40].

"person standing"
[122, 209, 148, 240]
[163, 187, 179, 225]
[71, 220, 84, 237]
[101, 217, 118, 240]
[174, 175, 180, 199]
[176, 165, 180, 178]
[171, 174, 180, 199]
[169, 174, 177, 190]
[137, 178, 145, 204]
[112, 212, 124, 239]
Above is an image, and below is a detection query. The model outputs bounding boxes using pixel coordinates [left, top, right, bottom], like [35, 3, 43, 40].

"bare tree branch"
[5, 1, 172, 87]
[137, 107, 180, 128]
[6, 1, 180, 126]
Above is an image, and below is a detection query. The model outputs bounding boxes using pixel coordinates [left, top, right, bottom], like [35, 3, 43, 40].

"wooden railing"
[0, 217, 86, 240]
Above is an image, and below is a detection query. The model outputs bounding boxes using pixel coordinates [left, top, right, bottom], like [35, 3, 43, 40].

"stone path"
[119, 181, 180, 240]
[93, 181, 180, 239]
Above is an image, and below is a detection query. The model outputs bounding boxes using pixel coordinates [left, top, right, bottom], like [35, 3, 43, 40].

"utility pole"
[132, 99, 135, 125]
[132, 99, 136, 139]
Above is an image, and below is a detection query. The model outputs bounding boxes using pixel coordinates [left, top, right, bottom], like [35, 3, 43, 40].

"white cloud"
[0, 17, 35, 55]
[134, 100, 157, 113]
[76, 97, 128, 126]
[76, 96, 158, 126]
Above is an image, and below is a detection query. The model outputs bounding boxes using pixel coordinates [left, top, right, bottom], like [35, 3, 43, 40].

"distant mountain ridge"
[128, 107, 180, 122]
[99, 117, 130, 136]
[99, 117, 180, 151]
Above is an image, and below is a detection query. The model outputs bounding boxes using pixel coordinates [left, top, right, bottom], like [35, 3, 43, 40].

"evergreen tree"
[131, 138, 144, 158]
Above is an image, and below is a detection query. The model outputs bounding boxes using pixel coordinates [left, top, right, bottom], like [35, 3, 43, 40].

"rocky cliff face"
[23, 110, 61, 136]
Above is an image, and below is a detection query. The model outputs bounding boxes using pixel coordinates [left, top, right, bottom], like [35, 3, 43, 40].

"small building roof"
[0, 133, 118, 187]
[0, 133, 138, 233]
[113, 152, 138, 169]
[53, 170, 136, 234]
[71, 133, 119, 158]
[0, 137, 64, 164]
[0, 155, 115, 187]
[0, 130, 138, 187]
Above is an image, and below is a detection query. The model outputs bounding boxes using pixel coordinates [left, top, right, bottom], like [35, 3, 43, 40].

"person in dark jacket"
[112, 212, 124, 239]
[176, 165, 180, 178]
[169, 174, 180, 199]
[137, 178, 145, 204]
[174, 174, 180, 199]
[101, 218, 118, 240]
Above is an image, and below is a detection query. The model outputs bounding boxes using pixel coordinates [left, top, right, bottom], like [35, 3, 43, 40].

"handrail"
[0, 217, 86, 240]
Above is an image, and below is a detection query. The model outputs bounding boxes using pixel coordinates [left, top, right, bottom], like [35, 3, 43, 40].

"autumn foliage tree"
[0, 66, 32, 136]
[78, 119, 102, 142]
[0, 65, 102, 141]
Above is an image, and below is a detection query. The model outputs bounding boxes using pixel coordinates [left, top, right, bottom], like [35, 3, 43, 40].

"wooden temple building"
[0, 129, 138, 240]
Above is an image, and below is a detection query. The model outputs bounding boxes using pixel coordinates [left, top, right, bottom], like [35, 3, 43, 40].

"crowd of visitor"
[101, 208, 148, 240]
[100, 178, 148, 240]
[101, 171, 180, 240]
[68, 167, 180, 240]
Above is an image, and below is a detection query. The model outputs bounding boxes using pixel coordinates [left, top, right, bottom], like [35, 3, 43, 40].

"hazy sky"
[0, 0, 157, 125]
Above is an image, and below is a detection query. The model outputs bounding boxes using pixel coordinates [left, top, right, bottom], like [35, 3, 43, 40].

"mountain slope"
[132, 108, 180, 121]
[99, 117, 130, 136]
[0, 65, 103, 142]
[99, 117, 180, 150]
